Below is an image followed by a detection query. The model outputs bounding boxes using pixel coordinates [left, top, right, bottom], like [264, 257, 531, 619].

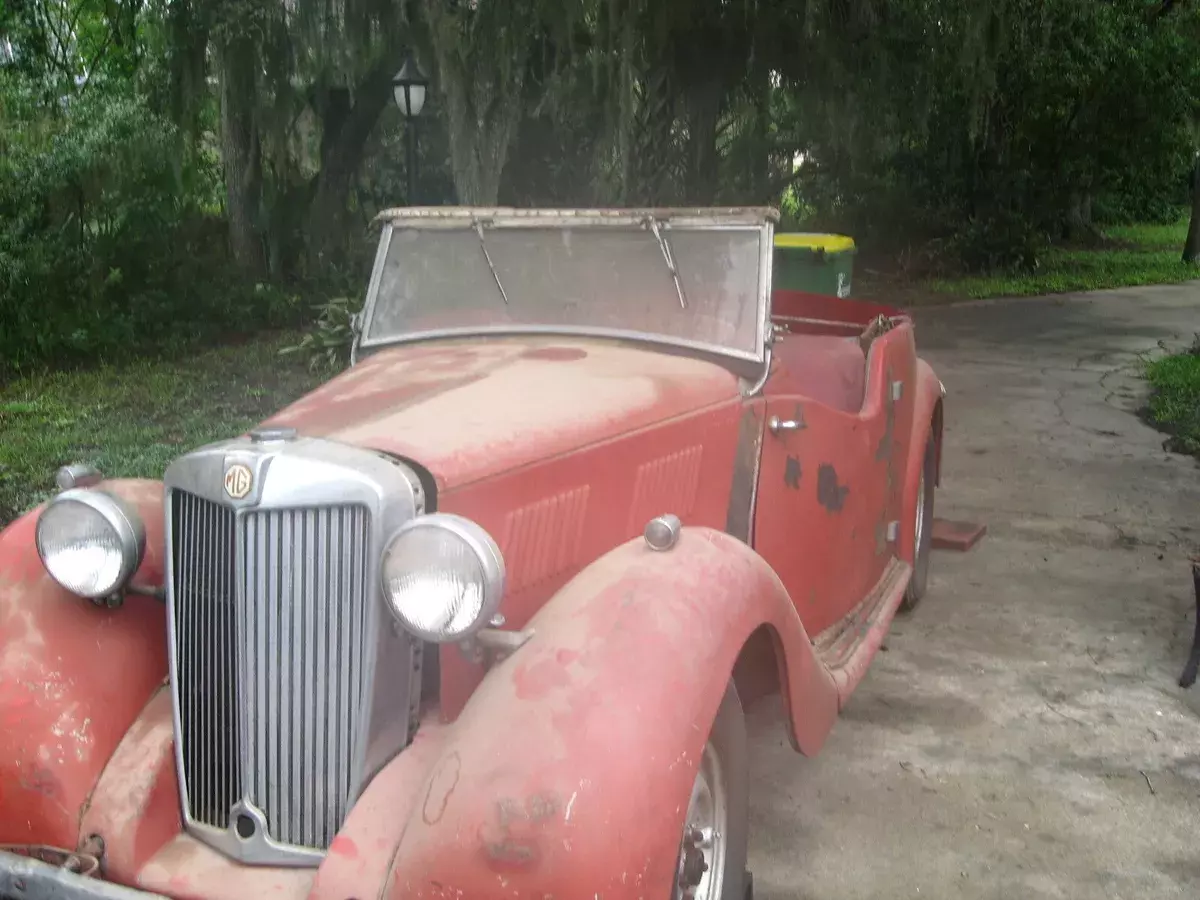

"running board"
[812, 557, 910, 706]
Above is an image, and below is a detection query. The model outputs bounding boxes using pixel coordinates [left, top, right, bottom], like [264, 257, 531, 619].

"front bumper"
[0, 850, 166, 900]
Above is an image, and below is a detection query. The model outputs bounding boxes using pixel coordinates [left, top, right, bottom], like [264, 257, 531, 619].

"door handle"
[768, 415, 801, 434]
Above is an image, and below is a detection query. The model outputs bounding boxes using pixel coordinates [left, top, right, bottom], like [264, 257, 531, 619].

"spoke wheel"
[675, 743, 728, 900]
[673, 682, 748, 900]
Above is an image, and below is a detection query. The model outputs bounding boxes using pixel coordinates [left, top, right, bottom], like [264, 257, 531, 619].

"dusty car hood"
[261, 336, 743, 490]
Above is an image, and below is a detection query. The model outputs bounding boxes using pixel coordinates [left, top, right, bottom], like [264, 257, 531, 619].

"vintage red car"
[0, 207, 963, 900]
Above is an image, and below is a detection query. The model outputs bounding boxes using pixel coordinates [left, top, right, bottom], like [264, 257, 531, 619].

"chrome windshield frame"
[351, 207, 778, 370]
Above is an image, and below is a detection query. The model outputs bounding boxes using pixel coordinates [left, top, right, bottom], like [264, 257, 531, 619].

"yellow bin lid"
[774, 233, 856, 253]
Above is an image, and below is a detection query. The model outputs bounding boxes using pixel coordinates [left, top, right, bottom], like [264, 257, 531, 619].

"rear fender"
[0, 479, 168, 848]
[898, 361, 944, 564]
[378, 527, 836, 900]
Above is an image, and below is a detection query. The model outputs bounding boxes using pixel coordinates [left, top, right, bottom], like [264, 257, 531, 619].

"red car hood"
[262, 336, 743, 490]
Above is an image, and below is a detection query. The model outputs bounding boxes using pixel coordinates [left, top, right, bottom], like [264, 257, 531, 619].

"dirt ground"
[746, 282, 1200, 899]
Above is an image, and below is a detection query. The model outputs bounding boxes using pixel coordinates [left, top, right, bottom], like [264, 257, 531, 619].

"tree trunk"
[421, 0, 532, 206]
[307, 56, 402, 267]
[1184, 152, 1200, 266]
[683, 78, 723, 205]
[217, 33, 265, 275]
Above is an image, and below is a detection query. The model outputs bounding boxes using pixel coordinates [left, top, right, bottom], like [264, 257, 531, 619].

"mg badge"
[224, 463, 253, 500]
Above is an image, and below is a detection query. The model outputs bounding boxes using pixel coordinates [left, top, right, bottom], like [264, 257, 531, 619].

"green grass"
[0, 332, 325, 524]
[928, 215, 1197, 299]
[1144, 338, 1200, 458]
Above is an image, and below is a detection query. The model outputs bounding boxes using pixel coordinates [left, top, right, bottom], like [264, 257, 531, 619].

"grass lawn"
[0, 331, 325, 524]
[1144, 337, 1200, 458]
[926, 214, 1197, 299]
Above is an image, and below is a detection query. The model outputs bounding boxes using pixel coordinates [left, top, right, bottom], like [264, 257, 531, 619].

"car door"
[751, 326, 917, 638]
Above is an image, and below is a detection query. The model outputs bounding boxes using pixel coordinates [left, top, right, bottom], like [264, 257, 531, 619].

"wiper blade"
[473, 218, 510, 305]
[645, 216, 687, 310]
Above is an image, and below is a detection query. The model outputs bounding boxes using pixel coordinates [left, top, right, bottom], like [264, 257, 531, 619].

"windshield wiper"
[645, 216, 687, 310]
[473, 218, 510, 305]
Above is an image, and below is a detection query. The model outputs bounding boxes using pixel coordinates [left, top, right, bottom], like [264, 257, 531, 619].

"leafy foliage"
[0, 0, 1198, 373]
[278, 295, 362, 373]
[0, 84, 301, 371]
[1145, 335, 1200, 458]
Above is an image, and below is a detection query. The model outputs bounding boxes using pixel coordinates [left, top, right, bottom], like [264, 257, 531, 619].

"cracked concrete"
[747, 281, 1200, 900]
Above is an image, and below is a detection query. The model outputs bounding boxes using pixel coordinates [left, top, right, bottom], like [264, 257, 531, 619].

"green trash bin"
[772, 233, 857, 298]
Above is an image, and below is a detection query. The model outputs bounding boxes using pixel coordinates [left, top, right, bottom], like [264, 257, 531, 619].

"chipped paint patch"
[422, 752, 461, 826]
[816, 464, 850, 512]
[266, 336, 742, 491]
[783, 456, 802, 490]
[480, 792, 562, 869]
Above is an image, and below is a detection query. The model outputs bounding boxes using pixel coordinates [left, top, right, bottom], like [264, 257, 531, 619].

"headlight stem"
[461, 626, 536, 667]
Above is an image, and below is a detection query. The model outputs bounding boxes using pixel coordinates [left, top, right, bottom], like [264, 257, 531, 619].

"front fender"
[0, 479, 168, 848]
[378, 527, 836, 900]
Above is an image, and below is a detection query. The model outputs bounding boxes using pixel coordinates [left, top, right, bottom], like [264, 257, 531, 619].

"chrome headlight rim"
[380, 512, 505, 643]
[35, 488, 147, 599]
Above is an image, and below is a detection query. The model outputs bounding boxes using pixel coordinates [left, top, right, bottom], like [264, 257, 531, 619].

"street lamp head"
[393, 54, 428, 120]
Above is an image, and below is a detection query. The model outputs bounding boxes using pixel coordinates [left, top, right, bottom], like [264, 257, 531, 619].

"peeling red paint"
[328, 836, 358, 859]
[262, 335, 742, 492]
[0, 287, 950, 900]
[377, 529, 838, 899]
[512, 655, 574, 701]
[0, 478, 167, 850]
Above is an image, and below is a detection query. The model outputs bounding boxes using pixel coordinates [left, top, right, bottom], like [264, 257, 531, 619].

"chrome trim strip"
[0, 849, 169, 900]
[374, 206, 780, 228]
[351, 222, 394, 367]
[358, 324, 763, 365]
[725, 405, 765, 544]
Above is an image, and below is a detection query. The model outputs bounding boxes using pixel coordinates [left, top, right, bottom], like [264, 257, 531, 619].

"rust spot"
[480, 792, 561, 870]
[816, 464, 849, 513]
[520, 346, 588, 362]
[525, 792, 560, 822]
[483, 838, 538, 866]
[329, 836, 359, 859]
[421, 751, 461, 825]
[20, 766, 58, 797]
[783, 456, 802, 490]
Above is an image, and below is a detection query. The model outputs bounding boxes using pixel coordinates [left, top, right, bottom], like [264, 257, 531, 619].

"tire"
[673, 681, 749, 900]
[900, 429, 937, 612]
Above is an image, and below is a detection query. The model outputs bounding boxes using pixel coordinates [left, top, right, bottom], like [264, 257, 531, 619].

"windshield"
[360, 222, 769, 361]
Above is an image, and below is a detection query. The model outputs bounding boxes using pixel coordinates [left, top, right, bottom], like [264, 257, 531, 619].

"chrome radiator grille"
[171, 490, 372, 851]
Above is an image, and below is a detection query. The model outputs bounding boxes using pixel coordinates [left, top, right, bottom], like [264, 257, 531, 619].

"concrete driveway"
[747, 282, 1200, 899]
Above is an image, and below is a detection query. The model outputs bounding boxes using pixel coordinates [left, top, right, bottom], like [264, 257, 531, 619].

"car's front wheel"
[673, 682, 749, 900]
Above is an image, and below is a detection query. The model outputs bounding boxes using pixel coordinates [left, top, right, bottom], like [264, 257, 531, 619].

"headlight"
[35, 489, 146, 599]
[381, 513, 505, 642]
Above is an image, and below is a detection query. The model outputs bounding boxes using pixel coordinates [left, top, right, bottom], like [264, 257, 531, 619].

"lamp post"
[393, 53, 428, 205]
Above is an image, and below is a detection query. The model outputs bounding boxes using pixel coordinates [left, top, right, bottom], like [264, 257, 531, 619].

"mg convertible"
[0, 207, 974, 900]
